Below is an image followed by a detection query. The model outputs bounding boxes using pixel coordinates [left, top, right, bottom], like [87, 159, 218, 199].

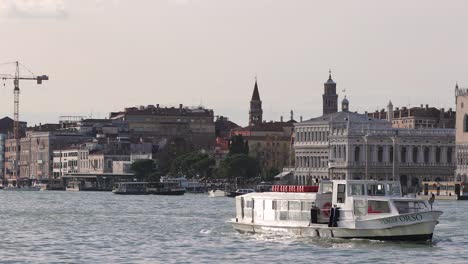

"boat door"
[333, 182, 347, 206]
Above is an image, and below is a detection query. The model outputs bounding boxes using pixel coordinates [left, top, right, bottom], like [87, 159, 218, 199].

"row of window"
[295, 130, 329, 142]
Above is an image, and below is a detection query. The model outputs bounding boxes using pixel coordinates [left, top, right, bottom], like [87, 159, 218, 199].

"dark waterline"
[0, 191, 466, 264]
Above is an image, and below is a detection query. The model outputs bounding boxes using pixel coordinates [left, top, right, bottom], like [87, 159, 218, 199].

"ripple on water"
[0, 193, 466, 263]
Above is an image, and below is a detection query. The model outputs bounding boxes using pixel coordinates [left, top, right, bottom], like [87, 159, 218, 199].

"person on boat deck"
[328, 205, 340, 227]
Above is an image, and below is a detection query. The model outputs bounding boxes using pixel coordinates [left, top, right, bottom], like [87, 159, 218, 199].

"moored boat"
[208, 189, 227, 197]
[229, 179, 442, 241]
[112, 182, 186, 195]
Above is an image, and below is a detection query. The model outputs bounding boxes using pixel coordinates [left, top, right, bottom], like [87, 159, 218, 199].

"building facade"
[109, 104, 215, 150]
[368, 102, 455, 129]
[231, 81, 295, 177]
[293, 76, 456, 193]
[4, 131, 89, 182]
[455, 85, 468, 181]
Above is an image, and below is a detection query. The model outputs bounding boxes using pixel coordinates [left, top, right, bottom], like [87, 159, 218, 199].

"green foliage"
[130, 159, 155, 179]
[228, 135, 249, 155]
[218, 154, 259, 180]
[170, 152, 215, 178]
[265, 167, 280, 182]
[154, 137, 194, 174]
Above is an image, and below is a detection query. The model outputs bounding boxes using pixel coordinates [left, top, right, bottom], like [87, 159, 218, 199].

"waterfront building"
[109, 104, 215, 150]
[455, 84, 468, 181]
[0, 116, 27, 138]
[293, 74, 455, 193]
[52, 148, 80, 178]
[4, 131, 89, 183]
[368, 103, 455, 129]
[214, 116, 240, 166]
[231, 80, 295, 177]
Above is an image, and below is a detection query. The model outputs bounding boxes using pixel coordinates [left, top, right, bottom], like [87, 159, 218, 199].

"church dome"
[342, 96, 349, 112]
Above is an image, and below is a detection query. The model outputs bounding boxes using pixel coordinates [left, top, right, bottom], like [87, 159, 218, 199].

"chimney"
[425, 104, 429, 110]
[156, 104, 160, 108]
[440, 108, 445, 118]
[280, 116, 283, 122]
[420, 104, 423, 108]
[179, 104, 183, 109]
[300, 116, 303, 122]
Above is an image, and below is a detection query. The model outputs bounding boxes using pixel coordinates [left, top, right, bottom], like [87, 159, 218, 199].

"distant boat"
[208, 190, 227, 197]
[112, 182, 185, 195]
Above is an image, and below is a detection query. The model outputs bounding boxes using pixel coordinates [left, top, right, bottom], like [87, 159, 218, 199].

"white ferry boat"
[229, 179, 442, 241]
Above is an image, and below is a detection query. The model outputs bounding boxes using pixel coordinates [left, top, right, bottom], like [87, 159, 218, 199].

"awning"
[274, 171, 293, 179]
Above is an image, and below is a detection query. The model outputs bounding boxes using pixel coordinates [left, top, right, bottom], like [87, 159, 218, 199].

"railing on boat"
[271, 185, 319, 193]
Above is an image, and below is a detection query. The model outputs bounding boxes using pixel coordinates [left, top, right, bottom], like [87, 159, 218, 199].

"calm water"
[0, 191, 467, 264]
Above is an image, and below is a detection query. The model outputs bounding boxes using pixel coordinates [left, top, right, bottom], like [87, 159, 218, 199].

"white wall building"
[293, 74, 456, 193]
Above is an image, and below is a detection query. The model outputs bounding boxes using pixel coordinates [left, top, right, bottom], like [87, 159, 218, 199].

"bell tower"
[323, 70, 338, 115]
[249, 79, 263, 126]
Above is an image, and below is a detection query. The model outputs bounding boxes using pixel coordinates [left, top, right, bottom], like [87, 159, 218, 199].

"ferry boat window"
[272, 200, 277, 210]
[337, 184, 346, 203]
[349, 184, 365, 196]
[393, 201, 428, 214]
[321, 182, 333, 193]
[367, 200, 391, 214]
[279, 200, 289, 211]
[245, 200, 253, 208]
[289, 201, 301, 211]
[367, 184, 385, 196]
[301, 201, 313, 211]
[386, 184, 401, 196]
[354, 200, 367, 216]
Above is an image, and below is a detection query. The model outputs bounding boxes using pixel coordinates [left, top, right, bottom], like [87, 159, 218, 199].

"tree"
[228, 135, 249, 155]
[154, 137, 194, 174]
[131, 159, 155, 180]
[265, 167, 280, 182]
[218, 154, 259, 181]
[170, 152, 215, 178]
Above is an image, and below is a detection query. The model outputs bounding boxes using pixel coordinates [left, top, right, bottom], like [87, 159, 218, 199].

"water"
[0, 192, 466, 264]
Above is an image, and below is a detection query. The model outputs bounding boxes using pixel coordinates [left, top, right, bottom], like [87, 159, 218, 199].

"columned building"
[455, 85, 468, 181]
[293, 75, 455, 193]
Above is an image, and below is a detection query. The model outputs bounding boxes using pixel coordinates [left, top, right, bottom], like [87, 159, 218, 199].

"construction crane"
[0, 61, 48, 181]
[0, 61, 49, 139]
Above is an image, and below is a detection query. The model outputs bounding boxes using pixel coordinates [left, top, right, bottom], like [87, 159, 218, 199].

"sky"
[0, 0, 467, 127]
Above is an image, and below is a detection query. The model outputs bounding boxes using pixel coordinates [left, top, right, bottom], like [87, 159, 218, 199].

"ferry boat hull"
[230, 211, 441, 241]
[229, 180, 444, 242]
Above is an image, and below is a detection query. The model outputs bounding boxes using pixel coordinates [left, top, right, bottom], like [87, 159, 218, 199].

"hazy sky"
[0, 0, 467, 127]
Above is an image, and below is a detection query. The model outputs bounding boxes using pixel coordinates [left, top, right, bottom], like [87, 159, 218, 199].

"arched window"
[412, 147, 418, 163]
[435, 147, 441, 163]
[377, 146, 384, 162]
[465, 115, 468, 132]
[424, 147, 430, 163]
[401, 147, 407, 163]
[354, 146, 360, 162]
[447, 147, 453, 163]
